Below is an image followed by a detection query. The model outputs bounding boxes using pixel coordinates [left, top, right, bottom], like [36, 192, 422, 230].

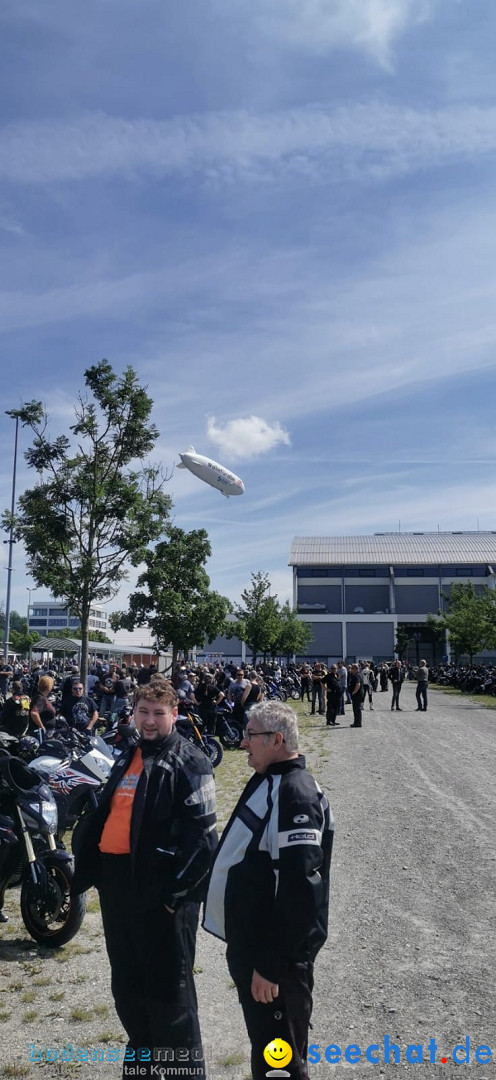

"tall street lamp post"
[3, 413, 19, 662]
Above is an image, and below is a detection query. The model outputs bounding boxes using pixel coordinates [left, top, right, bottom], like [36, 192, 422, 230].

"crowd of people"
[0, 655, 430, 740]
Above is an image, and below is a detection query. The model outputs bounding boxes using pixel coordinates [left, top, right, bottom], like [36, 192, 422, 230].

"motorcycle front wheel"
[204, 736, 223, 767]
[20, 855, 86, 948]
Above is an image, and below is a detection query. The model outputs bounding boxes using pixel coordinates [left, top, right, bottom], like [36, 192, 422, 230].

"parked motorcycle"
[176, 702, 223, 767]
[0, 727, 113, 842]
[0, 753, 85, 946]
[214, 701, 244, 749]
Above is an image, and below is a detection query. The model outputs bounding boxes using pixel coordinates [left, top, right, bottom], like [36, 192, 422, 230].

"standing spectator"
[71, 682, 217, 1079]
[299, 663, 311, 703]
[323, 665, 341, 726]
[361, 663, 374, 710]
[379, 663, 389, 692]
[193, 673, 224, 734]
[416, 660, 429, 712]
[204, 701, 333, 1080]
[0, 681, 31, 737]
[61, 680, 98, 731]
[0, 661, 13, 699]
[389, 661, 404, 712]
[29, 674, 57, 735]
[228, 669, 250, 724]
[310, 663, 325, 716]
[349, 664, 364, 728]
[97, 665, 118, 717]
[241, 671, 264, 717]
[337, 660, 348, 716]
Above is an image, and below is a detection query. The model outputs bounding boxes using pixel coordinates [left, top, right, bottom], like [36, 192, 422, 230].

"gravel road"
[1, 684, 494, 1080]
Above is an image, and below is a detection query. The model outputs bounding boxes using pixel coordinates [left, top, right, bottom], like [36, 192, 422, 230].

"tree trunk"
[80, 597, 91, 691]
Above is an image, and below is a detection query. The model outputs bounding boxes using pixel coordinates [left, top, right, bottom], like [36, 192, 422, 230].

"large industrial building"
[290, 532, 496, 665]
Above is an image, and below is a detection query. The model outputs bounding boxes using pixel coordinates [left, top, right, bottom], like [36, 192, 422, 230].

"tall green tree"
[233, 572, 281, 665]
[427, 583, 496, 665]
[275, 601, 313, 662]
[394, 625, 413, 660]
[111, 526, 231, 670]
[3, 361, 171, 686]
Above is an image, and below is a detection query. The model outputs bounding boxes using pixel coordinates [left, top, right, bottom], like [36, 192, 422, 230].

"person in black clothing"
[61, 680, 98, 730]
[323, 665, 341, 726]
[29, 674, 57, 735]
[193, 673, 224, 734]
[0, 681, 31, 737]
[71, 682, 217, 1080]
[389, 661, 404, 711]
[348, 664, 364, 727]
[204, 701, 333, 1080]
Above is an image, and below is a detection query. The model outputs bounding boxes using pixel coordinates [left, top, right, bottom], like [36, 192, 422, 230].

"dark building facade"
[290, 532, 496, 664]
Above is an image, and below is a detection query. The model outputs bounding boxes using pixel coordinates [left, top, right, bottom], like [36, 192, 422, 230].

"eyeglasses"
[243, 729, 275, 741]
[73, 686, 84, 691]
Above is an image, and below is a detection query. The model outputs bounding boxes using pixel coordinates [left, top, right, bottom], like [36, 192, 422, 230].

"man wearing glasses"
[61, 679, 99, 731]
[204, 701, 334, 1080]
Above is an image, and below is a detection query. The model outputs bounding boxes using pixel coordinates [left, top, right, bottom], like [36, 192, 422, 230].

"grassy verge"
[430, 683, 496, 709]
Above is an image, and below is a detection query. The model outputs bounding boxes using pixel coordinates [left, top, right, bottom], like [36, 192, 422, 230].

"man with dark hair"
[72, 682, 217, 1079]
[204, 701, 334, 1080]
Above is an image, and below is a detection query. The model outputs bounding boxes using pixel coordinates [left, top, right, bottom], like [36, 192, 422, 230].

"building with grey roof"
[289, 532, 496, 664]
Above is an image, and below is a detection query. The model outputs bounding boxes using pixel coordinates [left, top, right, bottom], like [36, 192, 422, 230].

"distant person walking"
[416, 660, 429, 712]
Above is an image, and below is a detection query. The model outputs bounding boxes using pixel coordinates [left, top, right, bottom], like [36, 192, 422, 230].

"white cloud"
[1, 100, 495, 187]
[206, 415, 290, 461]
[251, 0, 436, 68]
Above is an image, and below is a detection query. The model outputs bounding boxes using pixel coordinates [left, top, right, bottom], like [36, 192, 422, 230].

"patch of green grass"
[430, 684, 496, 708]
[53, 942, 91, 963]
[70, 1007, 94, 1022]
[85, 891, 101, 914]
[193, 965, 203, 973]
[33, 975, 51, 987]
[50, 991, 65, 1002]
[7, 981, 23, 992]
[216, 1052, 246, 1068]
[93, 1004, 109, 1017]
[0, 1008, 12, 1021]
[1, 1066, 31, 1078]
[20, 991, 36, 1003]
[22, 1009, 38, 1022]
[97, 1031, 125, 1043]
[71, 973, 88, 984]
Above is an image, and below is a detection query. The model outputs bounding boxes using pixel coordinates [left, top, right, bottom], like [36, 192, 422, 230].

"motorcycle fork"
[16, 807, 56, 887]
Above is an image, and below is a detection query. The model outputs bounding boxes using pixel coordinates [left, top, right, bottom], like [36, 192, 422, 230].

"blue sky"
[1, 0, 496, 622]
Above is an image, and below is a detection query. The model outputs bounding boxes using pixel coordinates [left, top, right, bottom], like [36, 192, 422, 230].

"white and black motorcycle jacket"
[203, 755, 333, 984]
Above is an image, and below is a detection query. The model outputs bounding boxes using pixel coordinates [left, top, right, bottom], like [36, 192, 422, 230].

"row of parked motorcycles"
[0, 689, 250, 948]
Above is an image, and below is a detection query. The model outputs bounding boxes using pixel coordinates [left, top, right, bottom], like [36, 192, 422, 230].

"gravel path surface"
[1, 684, 494, 1080]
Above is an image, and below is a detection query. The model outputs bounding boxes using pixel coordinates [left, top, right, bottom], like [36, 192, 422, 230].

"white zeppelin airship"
[176, 446, 245, 497]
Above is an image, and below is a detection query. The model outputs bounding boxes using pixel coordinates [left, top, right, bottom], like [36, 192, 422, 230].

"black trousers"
[351, 695, 363, 726]
[326, 693, 340, 725]
[227, 951, 314, 1080]
[300, 677, 311, 702]
[391, 683, 402, 709]
[98, 855, 204, 1080]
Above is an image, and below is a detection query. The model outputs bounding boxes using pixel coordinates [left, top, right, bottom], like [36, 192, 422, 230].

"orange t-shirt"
[99, 748, 145, 855]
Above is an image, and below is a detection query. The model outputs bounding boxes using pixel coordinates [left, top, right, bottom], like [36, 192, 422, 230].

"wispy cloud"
[206, 416, 290, 461]
[248, 0, 437, 68]
[1, 100, 495, 187]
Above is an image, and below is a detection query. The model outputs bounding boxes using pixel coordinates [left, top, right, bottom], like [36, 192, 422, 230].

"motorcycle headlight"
[39, 800, 58, 834]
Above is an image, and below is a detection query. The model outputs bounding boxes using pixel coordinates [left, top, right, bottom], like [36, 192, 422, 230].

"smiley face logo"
[263, 1039, 293, 1069]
